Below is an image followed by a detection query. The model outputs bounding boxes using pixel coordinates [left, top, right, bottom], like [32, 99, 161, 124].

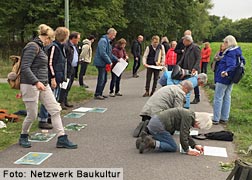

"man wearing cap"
[177, 35, 201, 104]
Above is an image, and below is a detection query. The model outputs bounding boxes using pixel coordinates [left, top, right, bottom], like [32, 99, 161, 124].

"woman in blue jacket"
[213, 35, 245, 125]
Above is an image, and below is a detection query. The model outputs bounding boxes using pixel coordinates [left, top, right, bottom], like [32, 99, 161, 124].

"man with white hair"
[177, 34, 201, 104]
[174, 30, 192, 62]
[93, 28, 118, 100]
[138, 107, 212, 156]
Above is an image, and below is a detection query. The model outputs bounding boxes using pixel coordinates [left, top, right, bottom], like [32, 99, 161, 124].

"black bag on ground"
[226, 159, 252, 180]
[192, 130, 233, 141]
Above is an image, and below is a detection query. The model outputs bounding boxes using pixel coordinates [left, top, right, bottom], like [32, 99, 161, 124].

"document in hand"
[148, 65, 163, 70]
[112, 58, 128, 77]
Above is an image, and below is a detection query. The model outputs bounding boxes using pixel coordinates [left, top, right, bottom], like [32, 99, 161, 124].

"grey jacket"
[20, 38, 48, 85]
[177, 43, 201, 71]
[157, 108, 196, 152]
[140, 85, 186, 117]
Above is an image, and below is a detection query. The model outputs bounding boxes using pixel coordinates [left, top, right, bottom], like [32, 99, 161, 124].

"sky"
[209, 0, 252, 20]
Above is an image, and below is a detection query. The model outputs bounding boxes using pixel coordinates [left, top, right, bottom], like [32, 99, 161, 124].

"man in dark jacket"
[131, 35, 144, 77]
[174, 30, 191, 63]
[177, 35, 201, 104]
[59, 32, 80, 108]
[138, 108, 212, 155]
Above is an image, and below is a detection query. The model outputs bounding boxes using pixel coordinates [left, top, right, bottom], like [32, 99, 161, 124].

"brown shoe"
[142, 91, 149, 97]
[139, 135, 155, 154]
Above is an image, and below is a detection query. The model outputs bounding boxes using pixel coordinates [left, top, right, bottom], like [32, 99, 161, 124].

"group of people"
[18, 23, 245, 156]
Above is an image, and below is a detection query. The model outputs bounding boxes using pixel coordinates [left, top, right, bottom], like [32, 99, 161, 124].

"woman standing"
[212, 43, 226, 83]
[165, 41, 177, 71]
[19, 24, 77, 149]
[200, 42, 211, 74]
[109, 38, 128, 97]
[213, 35, 245, 125]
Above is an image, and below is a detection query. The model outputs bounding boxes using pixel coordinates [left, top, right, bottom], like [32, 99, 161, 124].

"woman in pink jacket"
[165, 41, 177, 71]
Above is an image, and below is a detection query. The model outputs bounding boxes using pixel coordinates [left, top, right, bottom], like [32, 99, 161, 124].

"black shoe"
[80, 84, 89, 88]
[39, 122, 53, 129]
[102, 95, 108, 98]
[60, 103, 68, 110]
[56, 135, 78, 149]
[190, 98, 200, 104]
[65, 103, 73, 108]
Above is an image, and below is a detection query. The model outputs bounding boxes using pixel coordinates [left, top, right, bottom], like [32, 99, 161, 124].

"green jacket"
[158, 108, 196, 152]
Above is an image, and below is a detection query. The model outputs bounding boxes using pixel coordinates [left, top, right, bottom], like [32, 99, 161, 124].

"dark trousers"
[167, 65, 175, 71]
[201, 62, 208, 74]
[79, 62, 88, 86]
[110, 72, 121, 93]
[194, 86, 200, 99]
[145, 68, 160, 93]
[59, 67, 76, 104]
[133, 57, 141, 75]
[94, 66, 107, 97]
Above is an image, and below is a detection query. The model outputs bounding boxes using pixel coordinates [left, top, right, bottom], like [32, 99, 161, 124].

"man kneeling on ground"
[137, 108, 212, 156]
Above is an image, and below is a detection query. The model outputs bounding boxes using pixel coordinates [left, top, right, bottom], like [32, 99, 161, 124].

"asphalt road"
[0, 70, 236, 180]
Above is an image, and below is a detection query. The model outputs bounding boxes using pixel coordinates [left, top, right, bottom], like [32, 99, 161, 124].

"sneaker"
[220, 120, 227, 125]
[19, 134, 31, 148]
[94, 95, 105, 100]
[212, 121, 219, 125]
[56, 135, 78, 149]
[38, 122, 53, 130]
[190, 98, 200, 104]
[139, 135, 155, 154]
[102, 95, 108, 98]
[115, 92, 122, 96]
[142, 91, 149, 97]
[109, 93, 115, 97]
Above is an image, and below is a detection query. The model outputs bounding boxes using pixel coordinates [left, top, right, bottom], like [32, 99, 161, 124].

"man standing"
[174, 30, 192, 63]
[79, 35, 96, 88]
[177, 35, 201, 104]
[131, 35, 144, 78]
[59, 32, 80, 109]
[93, 28, 118, 100]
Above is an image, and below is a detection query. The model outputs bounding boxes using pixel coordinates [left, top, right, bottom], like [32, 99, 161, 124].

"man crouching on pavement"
[137, 107, 212, 156]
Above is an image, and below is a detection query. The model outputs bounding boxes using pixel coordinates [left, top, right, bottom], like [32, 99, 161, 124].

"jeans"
[201, 62, 208, 74]
[110, 72, 121, 93]
[133, 57, 141, 75]
[213, 82, 233, 122]
[148, 116, 177, 152]
[79, 62, 88, 86]
[95, 66, 107, 96]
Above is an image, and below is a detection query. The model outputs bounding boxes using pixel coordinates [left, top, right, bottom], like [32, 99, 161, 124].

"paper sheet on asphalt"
[204, 146, 228, 157]
[29, 133, 56, 142]
[64, 112, 86, 118]
[14, 152, 52, 165]
[72, 107, 94, 113]
[112, 58, 128, 77]
[88, 107, 107, 113]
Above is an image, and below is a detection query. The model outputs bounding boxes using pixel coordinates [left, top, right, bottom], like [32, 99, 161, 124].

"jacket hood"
[225, 46, 242, 56]
[82, 39, 91, 45]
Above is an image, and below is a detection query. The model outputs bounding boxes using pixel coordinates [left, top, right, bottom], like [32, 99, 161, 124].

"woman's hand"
[51, 78, 57, 89]
[35, 82, 46, 91]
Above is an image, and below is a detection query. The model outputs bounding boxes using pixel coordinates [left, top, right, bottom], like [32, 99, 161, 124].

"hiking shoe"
[115, 92, 123, 96]
[19, 134, 31, 148]
[212, 121, 219, 125]
[65, 103, 73, 108]
[38, 122, 53, 130]
[139, 135, 155, 154]
[102, 95, 108, 98]
[109, 93, 115, 97]
[56, 135, 78, 149]
[136, 131, 148, 149]
[94, 95, 105, 100]
[190, 98, 200, 104]
[220, 120, 228, 125]
[142, 91, 149, 97]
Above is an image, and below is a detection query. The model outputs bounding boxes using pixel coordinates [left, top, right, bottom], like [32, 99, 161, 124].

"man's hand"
[191, 69, 198, 75]
[195, 145, 204, 154]
[135, 57, 139, 61]
[51, 78, 57, 89]
[36, 82, 46, 91]
[144, 64, 149, 68]
[187, 150, 200, 156]
[221, 71, 228, 77]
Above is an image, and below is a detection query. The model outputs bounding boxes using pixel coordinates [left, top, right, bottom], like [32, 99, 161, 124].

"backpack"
[7, 42, 40, 89]
[226, 159, 252, 180]
[7, 55, 21, 89]
[231, 56, 245, 84]
[192, 130, 234, 141]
